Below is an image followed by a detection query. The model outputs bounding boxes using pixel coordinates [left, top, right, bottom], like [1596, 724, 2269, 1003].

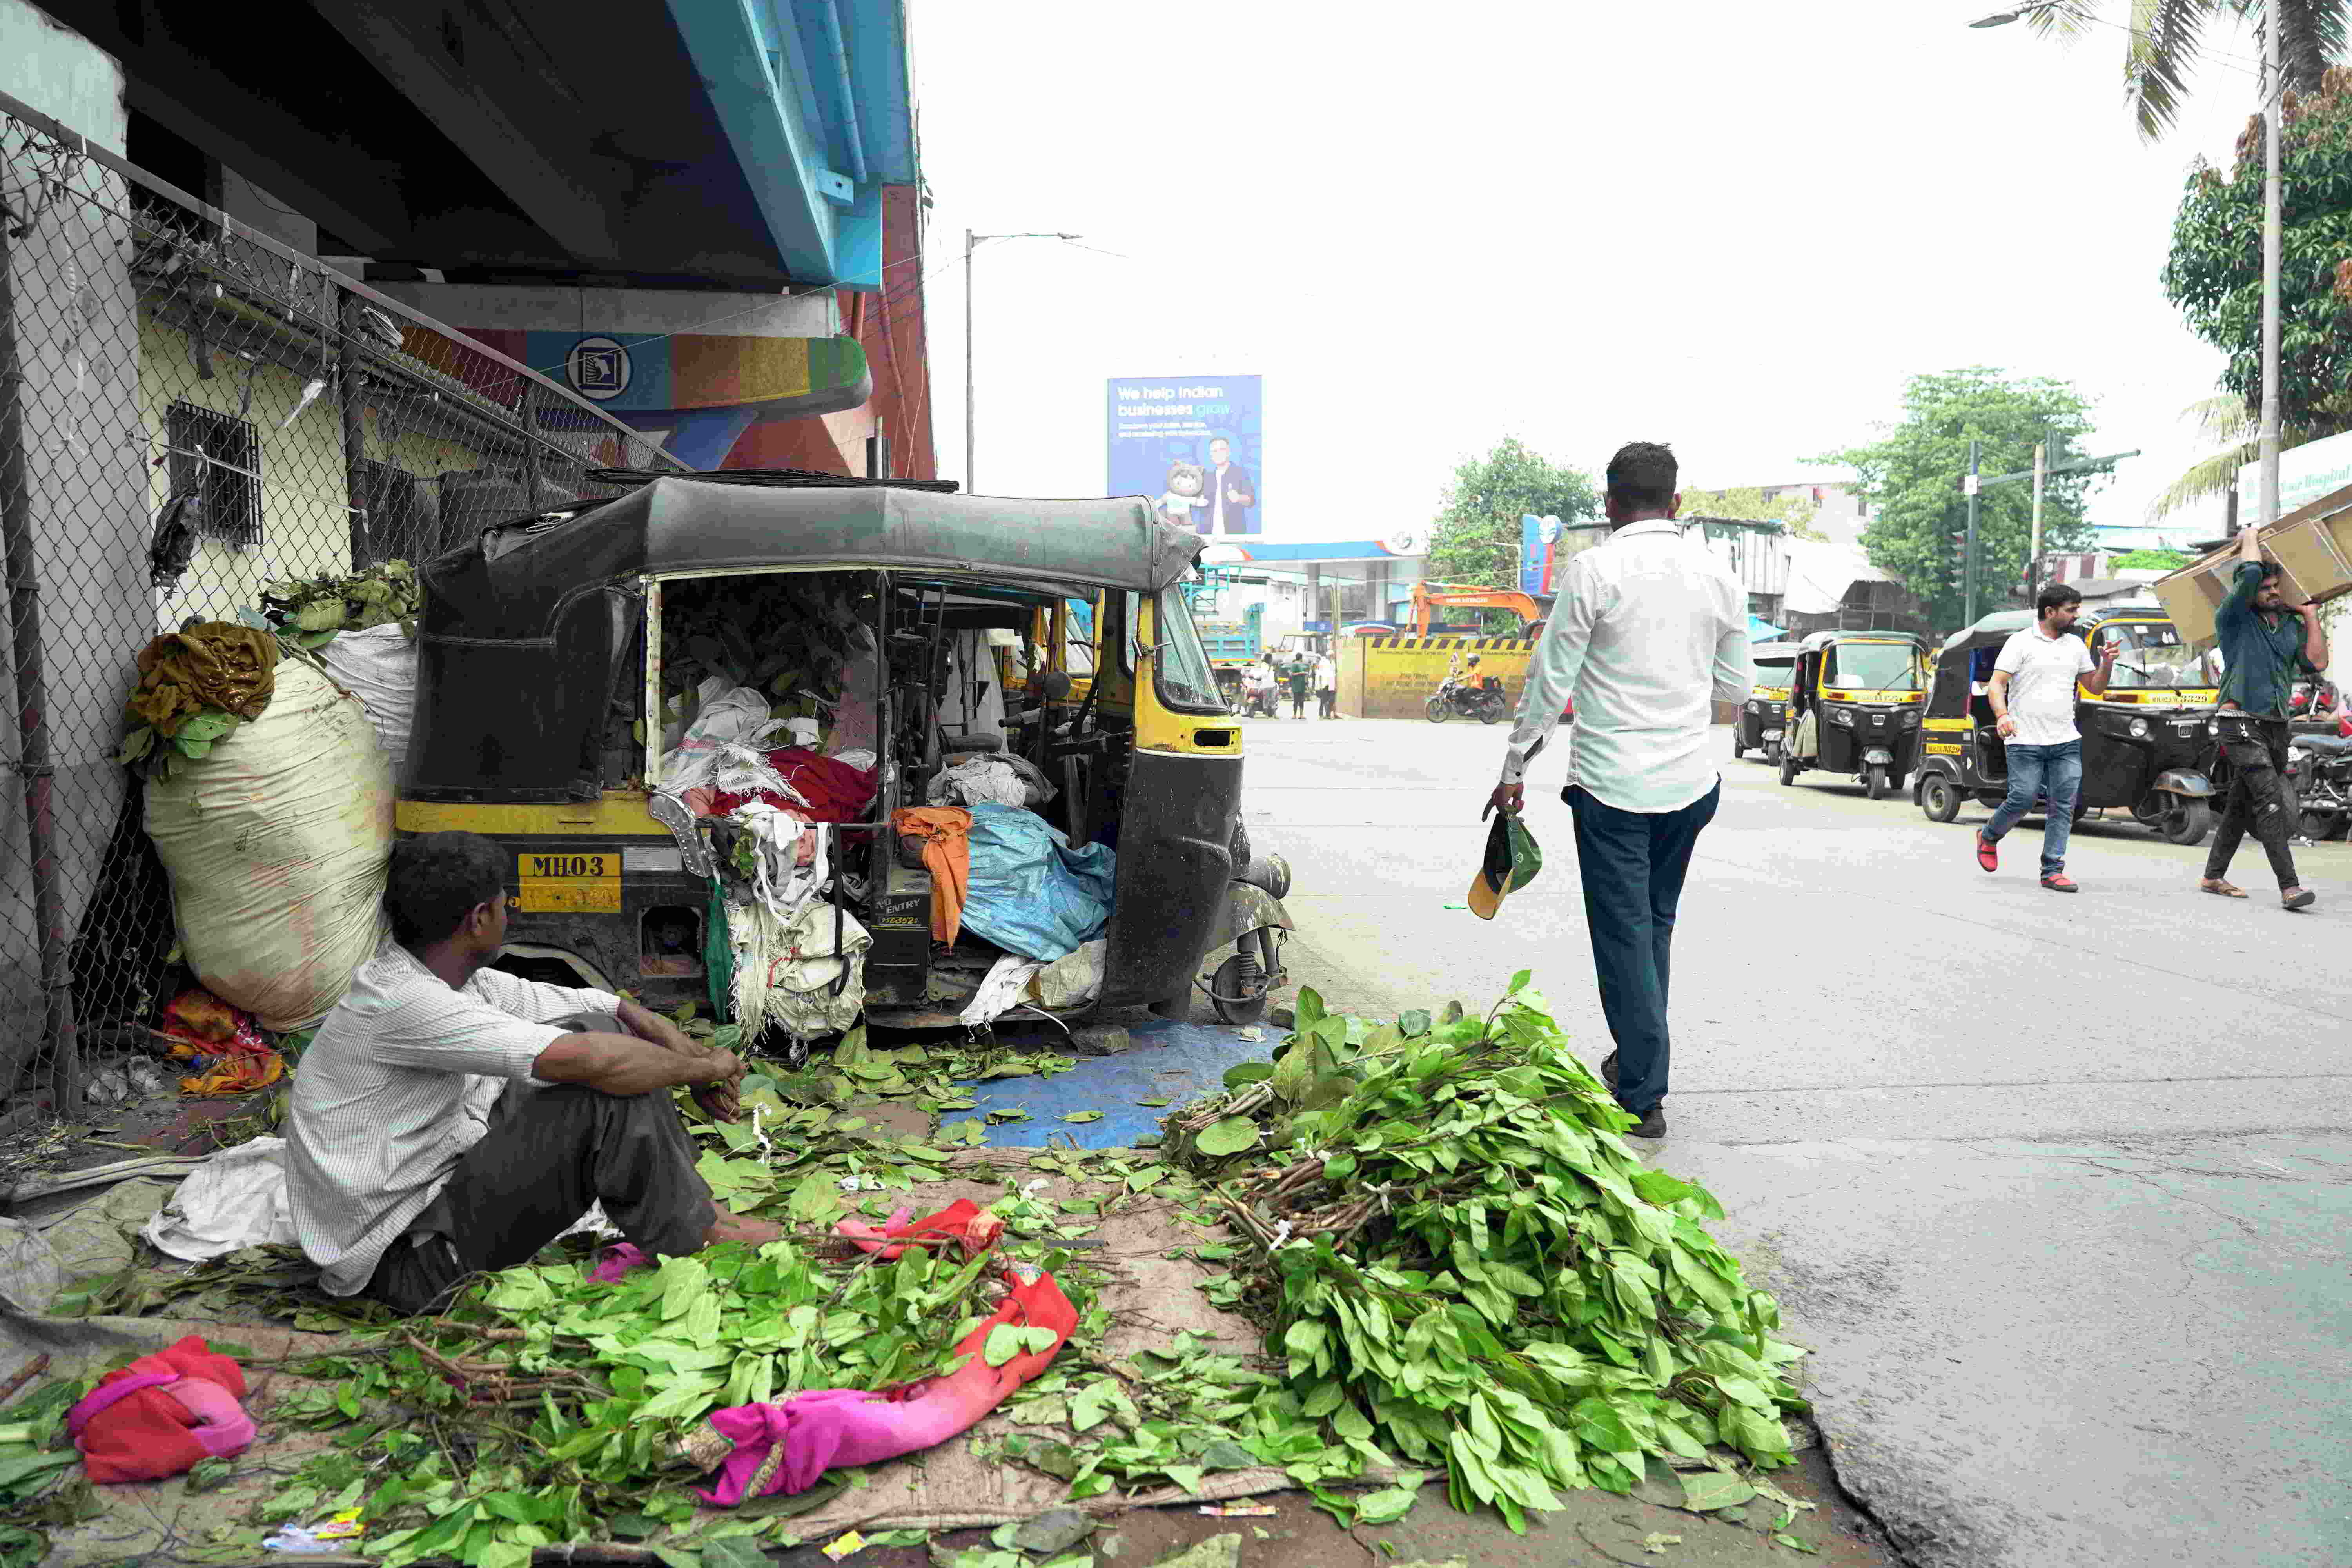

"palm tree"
[2145, 394, 2340, 519]
[2023, 0, 2347, 140]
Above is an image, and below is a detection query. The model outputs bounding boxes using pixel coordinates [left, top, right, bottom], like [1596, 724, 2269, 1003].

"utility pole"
[963, 229, 1083, 495]
[1963, 439, 1982, 626]
[2028, 441, 2046, 598]
[2260, 5, 2283, 543]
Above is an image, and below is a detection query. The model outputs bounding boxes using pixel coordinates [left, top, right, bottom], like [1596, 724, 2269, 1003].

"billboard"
[1107, 376, 1264, 536]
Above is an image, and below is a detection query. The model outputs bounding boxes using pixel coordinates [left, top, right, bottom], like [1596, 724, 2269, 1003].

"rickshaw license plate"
[516, 852, 621, 913]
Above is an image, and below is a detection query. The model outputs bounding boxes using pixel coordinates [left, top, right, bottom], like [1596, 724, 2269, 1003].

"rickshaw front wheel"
[1778, 749, 1798, 787]
[1866, 764, 1889, 801]
[1210, 952, 1269, 1024]
[1920, 774, 1960, 823]
[2160, 800, 2212, 846]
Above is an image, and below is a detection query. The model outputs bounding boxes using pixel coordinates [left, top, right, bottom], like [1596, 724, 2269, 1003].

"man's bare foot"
[702, 1211, 786, 1248]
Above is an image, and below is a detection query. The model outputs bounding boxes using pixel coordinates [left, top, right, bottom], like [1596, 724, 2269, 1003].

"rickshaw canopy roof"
[445, 478, 1204, 632]
[1937, 611, 2037, 655]
[1751, 641, 1802, 663]
[1796, 628, 1924, 653]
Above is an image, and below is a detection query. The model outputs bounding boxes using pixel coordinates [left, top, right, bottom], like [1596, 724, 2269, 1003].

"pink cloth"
[835, 1199, 1003, 1260]
[592, 1242, 650, 1282]
[66, 1336, 253, 1483]
[697, 1261, 1077, 1504]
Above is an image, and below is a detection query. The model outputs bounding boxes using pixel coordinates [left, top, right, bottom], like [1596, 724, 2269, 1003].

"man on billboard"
[1202, 436, 1257, 536]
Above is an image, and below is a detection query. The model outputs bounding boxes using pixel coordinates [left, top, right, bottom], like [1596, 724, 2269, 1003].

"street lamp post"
[963, 228, 1080, 494]
[1971, 2, 2285, 543]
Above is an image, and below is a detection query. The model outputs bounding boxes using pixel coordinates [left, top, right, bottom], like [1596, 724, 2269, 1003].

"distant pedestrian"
[1314, 650, 1338, 718]
[1486, 441, 1750, 1140]
[2199, 527, 2327, 909]
[1285, 657, 1310, 719]
[1974, 585, 2117, 892]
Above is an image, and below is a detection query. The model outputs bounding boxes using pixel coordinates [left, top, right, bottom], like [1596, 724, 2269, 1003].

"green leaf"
[1222, 1062, 1275, 1089]
[477, 1544, 534, 1568]
[983, 1324, 1058, 1366]
[1507, 969, 1532, 994]
[702, 1540, 772, 1568]
[1355, 1485, 1421, 1524]
[1679, 1469, 1758, 1513]
[1061, 1110, 1104, 1123]
[1195, 1117, 1259, 1157]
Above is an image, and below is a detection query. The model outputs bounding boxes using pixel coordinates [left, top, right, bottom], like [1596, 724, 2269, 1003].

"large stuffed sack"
[145, 659, 393, 1031]
[314, 622, 418, 768]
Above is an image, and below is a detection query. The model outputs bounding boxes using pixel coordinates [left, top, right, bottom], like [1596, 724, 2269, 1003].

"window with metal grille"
[353, 459, 428, 566]
[165, 402, 262, 546]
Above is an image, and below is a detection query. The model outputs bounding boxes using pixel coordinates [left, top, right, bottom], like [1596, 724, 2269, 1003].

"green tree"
[2028, 2, 2342, 141]
[1678, 486, 1829, 541]
[2161, 67, 2352, 441]
[1814, 368, 2100, 631]
[1426, 438, 1600, 589]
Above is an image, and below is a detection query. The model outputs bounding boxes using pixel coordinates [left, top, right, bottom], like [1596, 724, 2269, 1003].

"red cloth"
[710, 749, 875, 822]
[67, 1336, 252, 1483]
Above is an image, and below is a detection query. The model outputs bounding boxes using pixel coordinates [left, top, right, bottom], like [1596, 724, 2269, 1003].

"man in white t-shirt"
[1975, 585, 2118, 891]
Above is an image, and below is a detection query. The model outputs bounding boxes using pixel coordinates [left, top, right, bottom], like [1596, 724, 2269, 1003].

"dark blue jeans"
[1566, 780, 1721, 1117]
[1983, 739, 2082, 875]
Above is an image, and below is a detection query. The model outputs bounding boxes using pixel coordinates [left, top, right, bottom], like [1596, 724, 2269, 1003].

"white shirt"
[1994, 626, 2094, 747]
[1500, 518, 1751, 813]
[1312, 654, 1336, 689]
[284, 942, 613, 1295]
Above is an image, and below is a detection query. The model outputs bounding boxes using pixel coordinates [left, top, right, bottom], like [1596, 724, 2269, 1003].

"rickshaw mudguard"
[2154, 769, 2216, 799]
[1096, 750, 1242, 1009]
[1862, 747, 1894, 766]
[1205, 881, 1294, 951]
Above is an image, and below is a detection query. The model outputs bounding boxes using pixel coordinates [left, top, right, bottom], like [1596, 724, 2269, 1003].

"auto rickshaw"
[1911, 609, 2216, 844]
[1778, 630, 1927, 799]
[396, 474, 1286, 1035]
[1734, 641, 1799, 762]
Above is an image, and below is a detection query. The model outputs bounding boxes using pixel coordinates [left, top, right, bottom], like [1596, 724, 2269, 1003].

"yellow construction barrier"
[1338, 635, 1536, 720]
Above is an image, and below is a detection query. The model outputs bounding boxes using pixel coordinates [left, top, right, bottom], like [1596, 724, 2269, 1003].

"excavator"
[1408, 581, 1550, 637]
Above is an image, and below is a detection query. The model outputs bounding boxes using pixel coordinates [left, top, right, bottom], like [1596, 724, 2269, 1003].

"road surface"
[1245, 711, 2352, 1568]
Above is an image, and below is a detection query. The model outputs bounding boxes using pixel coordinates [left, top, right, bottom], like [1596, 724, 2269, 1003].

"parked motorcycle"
[1427, 674, 1508, 724]
[1242, 683, 1279, 719]
[2286, 733, 2352, 840]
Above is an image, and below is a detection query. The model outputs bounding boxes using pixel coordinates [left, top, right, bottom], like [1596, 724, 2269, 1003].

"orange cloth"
[157, 987, 285, 1097]
[890, 806, 972, 945]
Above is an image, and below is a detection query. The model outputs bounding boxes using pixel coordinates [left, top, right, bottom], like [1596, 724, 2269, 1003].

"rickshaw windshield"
[2091, 623, 2201, 689]
[1753, 659, 1797, 689]
[1827, 642, 1923, 691]
[1138, 589, 1226, 712]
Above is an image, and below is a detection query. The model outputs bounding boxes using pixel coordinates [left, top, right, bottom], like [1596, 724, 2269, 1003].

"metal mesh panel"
[0, 98, 683, 1109]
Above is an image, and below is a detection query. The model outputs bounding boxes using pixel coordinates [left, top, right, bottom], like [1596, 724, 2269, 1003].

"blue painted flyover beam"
[666, 0, 838, 282]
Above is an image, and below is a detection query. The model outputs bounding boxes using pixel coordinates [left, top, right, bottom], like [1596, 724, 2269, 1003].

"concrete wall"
[1338, 635, 1537, 720]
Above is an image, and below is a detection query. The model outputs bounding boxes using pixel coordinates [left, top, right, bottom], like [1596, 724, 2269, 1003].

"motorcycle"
[1242, 682, 1279, 719]
[1427, 673, 1508, 724]
[2286, 732, 2352, 840]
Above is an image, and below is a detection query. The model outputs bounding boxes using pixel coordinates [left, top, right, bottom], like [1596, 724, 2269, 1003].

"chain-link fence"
[0, 92, 684, 1110]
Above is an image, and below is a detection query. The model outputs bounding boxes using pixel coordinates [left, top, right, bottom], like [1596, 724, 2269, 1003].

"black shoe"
[1601, 1051, 1619, 1091]
[1622, 1103, 1666, 1139]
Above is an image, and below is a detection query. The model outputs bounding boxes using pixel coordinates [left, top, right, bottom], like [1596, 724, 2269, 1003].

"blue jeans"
[1983, 739, 2082, 875]
[1566, 780, 1721, 1116]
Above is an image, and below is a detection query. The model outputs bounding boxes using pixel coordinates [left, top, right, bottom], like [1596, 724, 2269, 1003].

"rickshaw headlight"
[1831, 709, 1856, 728]
[2129, 717, 2150, 739]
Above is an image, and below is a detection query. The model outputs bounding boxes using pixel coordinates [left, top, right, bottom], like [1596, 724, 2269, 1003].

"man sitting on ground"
[285, 831, 779, 1315]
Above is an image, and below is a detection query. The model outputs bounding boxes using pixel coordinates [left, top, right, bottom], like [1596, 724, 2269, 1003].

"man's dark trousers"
[2205, 712, 2300, 890]
[367, 1071, 717, 1316]
[1566, 780, 1721, 1117]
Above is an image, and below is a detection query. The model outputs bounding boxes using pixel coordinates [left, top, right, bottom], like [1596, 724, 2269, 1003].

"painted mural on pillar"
[1520, 514, 1609, 595]
[1107, 375, 1263, 537]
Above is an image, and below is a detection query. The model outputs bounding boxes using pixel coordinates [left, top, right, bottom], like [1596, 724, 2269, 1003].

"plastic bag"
[143, 1138, 299, 1263]
[927, 754, 1056, 810]
[313, 623, 417, 768]
[960, 803, 1117, 962]
[145, 659, 394, 1031]
[661, 679, 793, 798]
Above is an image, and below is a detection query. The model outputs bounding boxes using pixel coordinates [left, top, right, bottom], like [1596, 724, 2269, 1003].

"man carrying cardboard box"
[2200, 525, 2329, 910]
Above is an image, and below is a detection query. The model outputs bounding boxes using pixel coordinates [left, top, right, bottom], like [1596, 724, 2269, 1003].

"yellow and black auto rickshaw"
[1912, 608, 2217, 844]
[1778, 630, 1927, 799]
[1733, 641, 1799, 763]
[396, 474, 1287, 1035]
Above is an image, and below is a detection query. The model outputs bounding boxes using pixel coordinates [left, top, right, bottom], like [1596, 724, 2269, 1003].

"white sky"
[908, 1, 2267, 542]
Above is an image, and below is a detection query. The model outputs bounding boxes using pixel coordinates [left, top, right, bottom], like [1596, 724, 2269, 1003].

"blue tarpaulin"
[951, 1019, 1272, 1148]
[959, 802, 1117, 962]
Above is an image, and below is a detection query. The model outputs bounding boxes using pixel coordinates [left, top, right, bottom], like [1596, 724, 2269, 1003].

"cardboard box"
[2154, 479, 2352, 647]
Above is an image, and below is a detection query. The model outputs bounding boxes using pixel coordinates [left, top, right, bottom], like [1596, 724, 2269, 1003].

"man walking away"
[1975, 585, 2116, 891]
[2200, 526, 2327, 909]
[1487, 442, 1750, 1140]
[1314, 648, 1338, 718]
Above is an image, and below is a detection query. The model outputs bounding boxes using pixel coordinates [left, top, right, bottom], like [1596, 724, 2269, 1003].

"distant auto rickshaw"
[1734, 641, 1799, 762]
[1911, 609, 2217, 844]
[1778, 630, 1927, 799]
[397, 474, 1287, 1037]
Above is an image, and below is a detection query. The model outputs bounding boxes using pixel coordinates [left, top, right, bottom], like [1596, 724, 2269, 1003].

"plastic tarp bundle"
[313, 624, 418, 767]
[660, 679, 793, 799]
[145, 659, 394, 1031]
[959, 803, 1116, 963]
[142, 1138, 299, 1263]
[728, 900, 870, 1041]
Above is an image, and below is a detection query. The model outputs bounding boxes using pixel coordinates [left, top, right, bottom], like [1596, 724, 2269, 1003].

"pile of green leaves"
[0, 1375, 99, 1568]
[1166, 979, 1808, 1533]
[655, 574, 872, 746]
[259, 560, 423, 647]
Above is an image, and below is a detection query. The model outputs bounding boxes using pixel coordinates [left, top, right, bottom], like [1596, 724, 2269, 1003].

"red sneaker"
[1975, 832, 1998, 872]
[2041, 874, 2078, 893]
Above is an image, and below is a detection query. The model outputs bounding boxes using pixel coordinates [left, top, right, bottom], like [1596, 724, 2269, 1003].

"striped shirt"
[284, 941, 613, 1296]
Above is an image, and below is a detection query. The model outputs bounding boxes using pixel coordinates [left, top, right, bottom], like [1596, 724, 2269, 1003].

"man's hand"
[1489, 780, 1524, 817]
[615, 997, 746, 1120]
[1996, 714, 2018, 738]
[2099, 641, 2120, 668]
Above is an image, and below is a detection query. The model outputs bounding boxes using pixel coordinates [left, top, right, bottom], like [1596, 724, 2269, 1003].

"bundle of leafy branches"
[1163, 979, 1808, 1532]
[259, 560, 423, 648]
[116, 621, 281, 783]
[0, 1374, 92, 1568]
[656, 574, 874, 745]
